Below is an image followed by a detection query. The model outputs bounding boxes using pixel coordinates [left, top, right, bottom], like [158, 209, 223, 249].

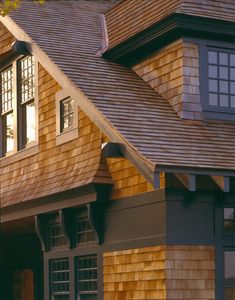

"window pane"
[209, 65, 218, 78]
[219, 81, 228, 93]
[231, 96, 235, 108]
[208, 51, 217, 64]
[220, 95, 229, 107]
[26, 102, 36, 144]
[220, 52, 229, 65]
[230, 82, 235, 94]
[209, 79, 218, 92]
[219, 67, 229, 80]
[230, 54, 235, 67]
[6, 112, 14, 152]
[224, 208, 235, 232]
[224, 251, 235, 300]
[230, 68, 235, 80]
[209, 93, 218, 106]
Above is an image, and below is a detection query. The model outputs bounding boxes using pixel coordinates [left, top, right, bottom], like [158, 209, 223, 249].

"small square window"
[60, 97, 74, 133]
[55, 90, 78, 145]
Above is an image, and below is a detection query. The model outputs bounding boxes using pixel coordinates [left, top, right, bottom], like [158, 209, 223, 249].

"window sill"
[56, 127, 79, 146]
[0, 144, 39, 167]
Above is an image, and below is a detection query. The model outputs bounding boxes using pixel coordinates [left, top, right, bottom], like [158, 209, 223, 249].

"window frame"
[0, 55, 38, 158]
[199, 39, 235, 121]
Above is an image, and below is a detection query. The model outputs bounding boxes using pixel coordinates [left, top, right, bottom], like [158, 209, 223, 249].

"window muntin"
[224, 208, 235, 233]
[208, 48, 235, 111]
[60, 97, 74, 132]
[224, 251, 235, 299]
[19, 56, 35, 103]
[50, 258, 70, 300]
[76, 255, 97, 300]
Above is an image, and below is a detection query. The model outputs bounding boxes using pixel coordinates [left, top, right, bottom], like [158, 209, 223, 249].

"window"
[0, 66, 14, 154]
[76, 255, 97, 300]
[208, 49, 235, 110]
[0, 55, 37, 157]
[224, 251, 235, 300]
[75, 207, 96, 245]
[60, 97, 74, 133]
[55, 90, 78, 146]
[224, 208, 235, 233]
[18, 56, 36, 147]
[50, 258, 70, 300]
[200, 43, 235, 120]
[49, 223, 67, 249]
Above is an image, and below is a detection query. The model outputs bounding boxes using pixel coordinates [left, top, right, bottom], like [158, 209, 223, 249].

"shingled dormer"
[103, 0, 235, 121]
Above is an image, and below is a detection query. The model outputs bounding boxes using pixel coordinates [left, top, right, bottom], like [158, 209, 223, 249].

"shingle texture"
[105, 0, 235, 49]
[8, 0, 235, 171]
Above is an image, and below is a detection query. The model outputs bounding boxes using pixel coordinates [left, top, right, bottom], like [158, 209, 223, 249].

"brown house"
[0, 1, 235, 299]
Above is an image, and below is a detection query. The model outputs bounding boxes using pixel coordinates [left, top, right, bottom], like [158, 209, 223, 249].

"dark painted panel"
[166, 192, 215, 244]
[104, 190, 166, 245]
[104, 201, 165, 244]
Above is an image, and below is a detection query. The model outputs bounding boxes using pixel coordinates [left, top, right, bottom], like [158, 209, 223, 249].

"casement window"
[55, 90, 78, 145]
[50, 258, 70, 300]
[0, 55, 37, 157]
[76, 255, 98, 300]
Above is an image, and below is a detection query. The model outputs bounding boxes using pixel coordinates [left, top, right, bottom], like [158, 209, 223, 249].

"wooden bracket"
[87, 203, 104, 245]
[59, 209, 72, 248]
[211, 176, 230, 193]
[34, 215, 46, 252]
[175, 174, 196, 192]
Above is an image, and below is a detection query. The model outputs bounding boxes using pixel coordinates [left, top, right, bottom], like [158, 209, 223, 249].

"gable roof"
[105, 0, 235, 50]
[1, 0, 235, 185]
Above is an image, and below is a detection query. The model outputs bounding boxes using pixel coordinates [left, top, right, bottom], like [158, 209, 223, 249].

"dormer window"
[200, 43, 235, 121]
[208, 48, 235, 110]
[0, 54, 37, 157]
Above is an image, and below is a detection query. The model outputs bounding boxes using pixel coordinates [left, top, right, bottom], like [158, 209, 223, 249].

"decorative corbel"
[34, 215, 47, 252]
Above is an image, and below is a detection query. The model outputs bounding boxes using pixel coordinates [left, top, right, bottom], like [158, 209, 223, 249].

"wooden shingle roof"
[105, 0, 235, 50]
[2, 0, 235, 183]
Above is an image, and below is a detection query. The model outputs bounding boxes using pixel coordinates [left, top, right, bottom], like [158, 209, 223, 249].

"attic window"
[55, 89, 78, 146]
[60, 97, 74, 133]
